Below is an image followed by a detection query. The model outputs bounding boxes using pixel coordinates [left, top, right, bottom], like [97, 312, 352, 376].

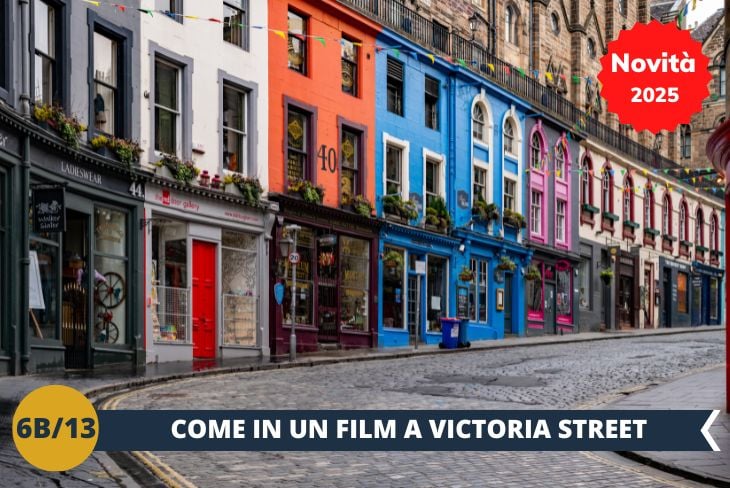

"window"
[432, 21, 449, 53]
[221, 230, 258, 346]
[710, 278, 719, 320]
[680, 125, 691, 159]
[602, 167, 612, 212]
[164, 0, 183, 22]
[530, 190, 542, 235]
[677, 272, 688, 313]
[578, 259, 590, 310]
[473, 166, 487, 202]
[710, 214, 718, 252]
[29, 226, 60, 341]
[424, 76, 439, 130]
[92, 32, 119, 136]
[223, 83, 248, 173]
[527, 262, 543, 316]
[505, 4, 518, 46]
[382, 247, 405, 329]
[643, 186, 653, 228]
[425, 157, 440, 207]
[469, 258, 488, 322]
[554, 144, 565, 177]
[587, 38, 596, 59]
[154, 58, 180, 155]
[530, 132, 542, 170]
[34, 0, 58, 105]
[339, 236, 370, 331]
[556, 199, 566, 242]
[662, 194, 672, 235]
[550, 12, 560, 34]
[472, 103, 486, 142]
[503, 119, 514, 154]
[281, 226, 314, 326]
[618, 0, 627, 15]
[94, 207, 129, 345]
[286, 107, 310, 182]
[556, 263, 572, 320]
[695, 208, 704, 246]
[341, 38, 358, 96]
[386, 58, 404, 115]
[385, 144, 402, 196]
[150, 219, 188, 343]
[623, 177, 633, 221]
[340, 127, 361, 206]
[223, 0, 248, 49]
[679, 200, 688, 241]
[719, 63, 726, 98]
[581, 156, 591, 206]
[503, 178, 516, 211]
[288, 10, 306, 74]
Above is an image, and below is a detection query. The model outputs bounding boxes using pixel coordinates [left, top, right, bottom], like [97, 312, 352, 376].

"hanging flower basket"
[600, 268, 613, 285]
[472, 199, 499, 222]
[383, 250, 404, 274]
[458, 266, 474, 282]
[524, 265, 541, 281]
[497, 256, 517, 271]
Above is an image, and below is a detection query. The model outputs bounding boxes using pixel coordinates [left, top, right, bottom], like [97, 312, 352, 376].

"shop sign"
[32, 186, 65, 233]
[0, 128, 20, 156]
[149, 187, 264, 227]
[318, 234, 337, 246]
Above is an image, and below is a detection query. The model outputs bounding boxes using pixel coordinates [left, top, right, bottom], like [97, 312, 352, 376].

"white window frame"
[710, 215, 717, 252]
[154, 57, 182, 157]
[503, 176, 517, 212]
[470, 257, 488, 323]
[662, 194, 671, 235]
[679, 202, 687, 241]
[422, 148, 446, 206]
[382, 132, 410, 202]
[501, 108, 522, 216]
[530, 190, 542, 235]
[556, 199, 566, 244]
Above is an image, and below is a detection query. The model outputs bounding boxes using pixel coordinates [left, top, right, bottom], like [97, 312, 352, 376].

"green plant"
[458, 266, 474, 282]
[287, 178, 324, 204]
[33, 104, 55, 122]
[497, 255, 517, 271]
[90, 135, 109, 150]
[109, 138, 142, 167]
[382, 195, 418, 221]
[525, 265, 541, 281]
[226, 173, 264, 205]
[472, 198, 499, 222]
[157, 154, 201, 185]
[503, 208, 526, 228]
[600, 268, 614, 283]
[424, 196, 451, 232]
[383, 250, 404, 271]
[351, 195, 374, 217]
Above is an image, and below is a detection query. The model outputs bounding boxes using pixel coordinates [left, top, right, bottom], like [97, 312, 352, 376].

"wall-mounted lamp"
[459, 243, 466, 253]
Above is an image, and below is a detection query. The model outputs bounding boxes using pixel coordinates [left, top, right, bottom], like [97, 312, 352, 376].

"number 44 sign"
[597, 20, 711, 134]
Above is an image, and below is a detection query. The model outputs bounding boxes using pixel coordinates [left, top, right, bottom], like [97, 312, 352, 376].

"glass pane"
[222, 240, 257, 346]
[155, 107, 177, 154]
[223, 86, 246, 132]
[34, 0, 55, 57]
[578, 260, 590, 310]
[340, 236, 369, 331]
[95, 207, 126, 256]
[30, 240, 59, 340]
[288, 11, 306, 72]
[155, 61, 178, 110]
[94, 33, 117, 87]
[93, 256, 127, 345]
[556, 267, 571, 317]
[287, 110, 306, 150]
[288, 11, 305, 35]
[223, 128, 245, 173]
[382, 247, 405, 329]
[94, 83, 115, 135]
[282, 226, 314, 326]
[34, 54, 53, 105]
[426, 256, 447, 332]
[222, 230, 257, 251]
[341, 167, 356, 205]
[223, 3, 245, 47]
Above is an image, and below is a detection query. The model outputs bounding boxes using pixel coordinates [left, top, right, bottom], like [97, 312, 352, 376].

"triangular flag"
[545, 72, 554, 82]
[426, 54, 435, 64]
[208, 18, 223, 23]
[643, 169, 648, 176]
[620, 169, 626, 175]
[272, 30, 287, 40]
[457, 58, 468, 67]
[487, 63, 495, 72]
[115, 4, 126, 12]
[516, 67, 525, 77]
[571, 75, 581, 84]
[315, 37, 326, 46]
[532, 69, 539, 78]
[504, 66, 511, 75]
[185, 15, 199, 19]
[83, 0, 100, 6]
[393, 48, 400, 58]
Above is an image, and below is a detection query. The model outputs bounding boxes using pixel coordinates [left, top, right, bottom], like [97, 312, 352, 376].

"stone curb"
[618, 451, 730, 488]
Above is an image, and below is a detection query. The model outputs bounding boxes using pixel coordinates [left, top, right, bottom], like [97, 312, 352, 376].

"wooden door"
[192, 241, 216, 359]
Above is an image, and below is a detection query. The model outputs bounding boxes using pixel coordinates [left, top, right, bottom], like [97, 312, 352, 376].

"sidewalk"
[607, 366, 730, 487]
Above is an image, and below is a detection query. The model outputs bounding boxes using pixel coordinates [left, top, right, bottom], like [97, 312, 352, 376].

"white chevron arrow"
[701, 410, 721, 452]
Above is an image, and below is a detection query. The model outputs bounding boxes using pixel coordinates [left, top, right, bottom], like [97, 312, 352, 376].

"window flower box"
[644, 228, 661, 236]
[680, 240, 694, 248]
[503, 209, 526, 228]
[623, 220, 640, 229]
[662, 234, 677, 242]
[602, 212, 619, 221]
[581, 203, 600, 214]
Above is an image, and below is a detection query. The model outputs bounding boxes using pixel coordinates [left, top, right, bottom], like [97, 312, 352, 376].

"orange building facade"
[267, 0, 381, 356]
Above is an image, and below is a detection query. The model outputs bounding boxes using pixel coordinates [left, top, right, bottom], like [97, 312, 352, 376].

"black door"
[544, 283, 556, 334]
[62, 209, 91, 369]
[663, 268, 672, 328]
[504, 274, 513, 334]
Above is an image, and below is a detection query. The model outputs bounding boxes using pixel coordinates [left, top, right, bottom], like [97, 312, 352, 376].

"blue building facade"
[375, 28, 532, 347]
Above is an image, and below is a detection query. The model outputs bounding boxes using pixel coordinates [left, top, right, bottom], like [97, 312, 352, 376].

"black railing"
[341, 0, 689, 175]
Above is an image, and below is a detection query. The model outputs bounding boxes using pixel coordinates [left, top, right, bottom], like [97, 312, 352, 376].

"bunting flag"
[272, 30, 286, 40]
[487, 63, 495, 72]
[516, 67, 526, 77]
[426, 54, 435, 64]
[315, 36, 326, 46]
[545, 72, 553, 83]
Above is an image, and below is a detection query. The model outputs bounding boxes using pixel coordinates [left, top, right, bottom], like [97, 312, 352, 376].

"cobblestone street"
[107, 330, 725, 487]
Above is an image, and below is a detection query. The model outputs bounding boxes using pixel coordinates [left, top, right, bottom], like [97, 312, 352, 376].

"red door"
[192, 241, 216, 358]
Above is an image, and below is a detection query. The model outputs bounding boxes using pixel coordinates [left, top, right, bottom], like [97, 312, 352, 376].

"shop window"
[221, 230, 257, 346]
[341, 37, 358, 96]
[382, 247, 405, 329]
[469, 258, 488, 322]
[339, 236, 370, 331]
[223, 0, 248, 50]
[530, 190, 542, 235]
[282, 226, 314, 326]
[29, 238, 60, 340]
[286, 106, 311, 182]
[385, 144, 403, 196]
[287, 10, 307, 74]
[677, 272, 688, 313]
[556, 199, 566, 243]
[503, 119, 515, 155]
[386, 57, 403, 115]
[425, 157, 441, 207]
[527, 262, 543, 318]
[710, 278, 719, 320]
[556, 263, 572, 321]
[223, 83, 248, 173]
[578, 259, 590, 310]
[426, 256, 447, 332]
[93, 207, 128, 345]
[472, 103, 486, 143]
[34, 0, 60, 105]
[473, 166, 487, 202]
[530, 132, 542, 170]
[340, 127, 361, 206]
[151, 219, 190, 343]
[154, 57, 181, 155]
[503, 178, 516, 212]
[424, 75, 439, 130]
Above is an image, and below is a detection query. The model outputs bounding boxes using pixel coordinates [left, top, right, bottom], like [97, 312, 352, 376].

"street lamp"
[280, 224, 301, 361]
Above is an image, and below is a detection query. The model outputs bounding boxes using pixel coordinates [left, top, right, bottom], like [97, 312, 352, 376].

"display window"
[426, 255, 447, 332]
[556, 261, 572, 322]
[151, 219, 190, 343]
[527, 261, 543, 319]
[382, 247, 405, 329]
[339, 236, 369, 332]
[93, 207, 128, 345]
[222, 230, 258, 346]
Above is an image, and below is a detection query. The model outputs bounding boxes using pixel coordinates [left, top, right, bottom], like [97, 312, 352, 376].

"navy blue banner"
[96, 410, 720, 452]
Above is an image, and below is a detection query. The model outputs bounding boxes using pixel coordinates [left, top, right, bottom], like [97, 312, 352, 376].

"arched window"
[505, 4, 518, 45]
[695, 207, 704, 246]
[643, 184, 654, 229]
[550, 12, 560, 34]
[472, 103, 486, 143]
[530, 132, 542, 170]
[587, 38, 596, 59]
[680, 125, 692, 159]
[679, 199, 688, 241]
[710, 213, 718, 252]
[503, 118, 514, 154]
[581, 155, 591, 207]
[623, 176, 633, 222]
[601, 165, 612, 213]
[554, 143, 565, 178]
[662, 193, 672, 236]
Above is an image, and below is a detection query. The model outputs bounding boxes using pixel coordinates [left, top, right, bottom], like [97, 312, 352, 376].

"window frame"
[503, 118, 515, 156]
[695, 207, 704, 247]
[472, 103, 487, 144]
[424, 75, 440, 130]
[601, 164, 614, 214]
[382, 133, 409, 201]
[623, 175, 634, 222]
[338, 116, 367, 207]
[679, 198, 688, 241]
[503, 177, 516, 212]
[163, 0, 184, 23]
[643, 184, 654, 229]
[469, 257, 489, 323]
[341, 36, 359, 97]
[386, 57, 404, 116]
[31, 0, 69, 108]
[680, 125, 692, 159]
[556, 199, 567, 244]
[530, 189, 542, 236]
[677, 272, 688, 313]
[556, 261, 572, 323]
[530, 131, 544, 171]
[287, 9, 308, 75]
[662, 193, 672, 236]
[554, 141, 566, 179]
[710, 212, 719, 252]
[87, 13, 132, 139]
[505, 4, 518, 46]
[580, 154, 592, 207]
[424, 153, 444, 207]
[284, 98, 318, 186]
[223, 0, 250, 50]
[0, 0, 11, 100]
[220, 71, 258, 176]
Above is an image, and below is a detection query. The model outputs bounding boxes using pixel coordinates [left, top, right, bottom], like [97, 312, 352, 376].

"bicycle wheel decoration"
[94, 319, 120, 344]
[96, 272, 126, 309]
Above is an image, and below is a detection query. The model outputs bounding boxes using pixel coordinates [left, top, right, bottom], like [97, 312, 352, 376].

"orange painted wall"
[268, 0, 379, 207]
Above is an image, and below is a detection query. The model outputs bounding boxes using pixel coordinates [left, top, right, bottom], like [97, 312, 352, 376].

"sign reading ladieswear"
[148, 186, 264, 227]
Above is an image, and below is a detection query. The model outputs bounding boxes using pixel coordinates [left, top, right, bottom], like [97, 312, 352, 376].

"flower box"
[581, 204, 600, 214]
[623, 220, 640, 229]
[662, 234, 677, 242]
[644, 228, 661, 236]
[680, 240, 694, 248]
[602, 212, 619, 221]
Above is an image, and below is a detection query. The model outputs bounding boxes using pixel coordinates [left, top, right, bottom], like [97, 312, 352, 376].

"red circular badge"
[597, 20, 711, 134]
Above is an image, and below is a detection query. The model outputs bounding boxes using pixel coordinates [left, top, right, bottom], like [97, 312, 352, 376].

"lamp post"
[279, 224, 301, 361]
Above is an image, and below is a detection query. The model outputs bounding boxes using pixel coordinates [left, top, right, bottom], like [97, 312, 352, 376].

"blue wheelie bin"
[458, 319, 471, 348]
[439, 318, 460, 349]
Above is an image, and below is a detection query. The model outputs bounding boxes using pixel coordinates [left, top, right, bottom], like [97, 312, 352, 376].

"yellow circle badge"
[12, 385, 99, 471]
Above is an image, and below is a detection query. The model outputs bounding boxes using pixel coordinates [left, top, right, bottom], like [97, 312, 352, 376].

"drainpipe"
[528, 0, 533, 73]
[20, 136, 30, 374]
[19, 0, 31, 116]
[448, 73, 457, 228]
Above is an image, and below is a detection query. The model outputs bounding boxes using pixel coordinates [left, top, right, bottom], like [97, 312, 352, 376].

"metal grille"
[153, 285, 190, 343]
[222, 295, 258, 346]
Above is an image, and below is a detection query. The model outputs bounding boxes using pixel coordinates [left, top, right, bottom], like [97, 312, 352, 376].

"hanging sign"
[274, 282, 285, 305]
[32, 186, 65, 233]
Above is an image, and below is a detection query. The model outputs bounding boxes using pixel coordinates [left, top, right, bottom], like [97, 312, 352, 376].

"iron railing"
[341, 0, 686, 174]
[153, 285, 191, 343]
